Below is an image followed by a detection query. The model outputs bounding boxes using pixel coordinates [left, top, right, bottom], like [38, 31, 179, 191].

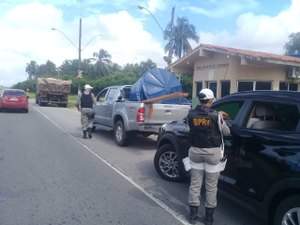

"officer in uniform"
[187, 88, 230, 225]
[76, 84, 96, 139]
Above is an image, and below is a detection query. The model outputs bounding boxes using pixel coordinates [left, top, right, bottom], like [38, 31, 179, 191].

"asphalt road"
[0, 101, 266, 225]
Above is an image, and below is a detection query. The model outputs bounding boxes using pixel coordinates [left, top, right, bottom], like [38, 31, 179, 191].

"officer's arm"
[91, 93, 96, 105]
[218, 113, 230, 136]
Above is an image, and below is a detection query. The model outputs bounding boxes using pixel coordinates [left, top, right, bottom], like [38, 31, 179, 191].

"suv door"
[214, 99, 300, 202]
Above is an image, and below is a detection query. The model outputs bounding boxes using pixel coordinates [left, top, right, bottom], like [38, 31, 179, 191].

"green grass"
[67, 95, 78, 108]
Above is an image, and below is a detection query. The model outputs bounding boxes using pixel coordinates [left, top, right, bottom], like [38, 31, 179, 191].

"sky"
[0, 0, 299, 87]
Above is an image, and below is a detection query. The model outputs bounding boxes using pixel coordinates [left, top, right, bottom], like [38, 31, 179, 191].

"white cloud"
[182, 0, 259, 18]
[0, 2, 165, 87]
[200, 0, 300, 54]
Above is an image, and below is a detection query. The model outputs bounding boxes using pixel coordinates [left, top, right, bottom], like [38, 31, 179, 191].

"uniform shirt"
[187, 105, 230, 148]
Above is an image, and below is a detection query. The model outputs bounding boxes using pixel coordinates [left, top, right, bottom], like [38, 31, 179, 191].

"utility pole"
[168, 7, 175, 65]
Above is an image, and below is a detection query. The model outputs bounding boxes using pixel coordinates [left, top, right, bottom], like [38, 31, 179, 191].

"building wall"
[192, 53, 298, 98]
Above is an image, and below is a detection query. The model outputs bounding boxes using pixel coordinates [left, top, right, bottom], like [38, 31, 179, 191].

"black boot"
[189, 206, 198, 224]
[87, 128, 92, 138]
[205, 207, 215, 225]
[83, 130, 87, 139]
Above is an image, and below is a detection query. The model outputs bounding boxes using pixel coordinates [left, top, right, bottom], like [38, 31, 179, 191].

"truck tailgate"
[143, 103, 190, 124]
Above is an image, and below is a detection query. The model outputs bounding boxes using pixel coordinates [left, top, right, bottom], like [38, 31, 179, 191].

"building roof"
[170, 43, 300, 74]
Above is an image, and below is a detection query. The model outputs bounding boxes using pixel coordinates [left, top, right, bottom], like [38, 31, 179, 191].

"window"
[206, 81, 217, 98]
[106, 88, 117, 101]
[212, 101, 244, 121]
[221, 81, 230, 97]
[280, 82, 298, 91]
[96, 89, 108, 101]
[3, 90, 25, 96]
[238, 81, 253, 92]
[290, 83, 298, 91]
[246, 102, 299, 132]
[256, 81, 272, 90]
[196, 82, 203, 95]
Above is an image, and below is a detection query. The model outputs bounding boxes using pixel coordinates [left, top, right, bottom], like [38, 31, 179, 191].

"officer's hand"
[220, 111, 231, 120]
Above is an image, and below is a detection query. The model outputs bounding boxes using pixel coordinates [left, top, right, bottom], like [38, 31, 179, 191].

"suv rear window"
[3, 90, 25, 96]
[246, 102, 299, 132]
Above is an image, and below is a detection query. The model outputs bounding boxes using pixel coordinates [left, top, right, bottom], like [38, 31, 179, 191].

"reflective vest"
[187, 106, 221, 148]
[81, 93, 93, 108]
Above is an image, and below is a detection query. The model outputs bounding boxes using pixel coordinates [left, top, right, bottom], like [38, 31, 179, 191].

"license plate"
[9, 97, 18, 101]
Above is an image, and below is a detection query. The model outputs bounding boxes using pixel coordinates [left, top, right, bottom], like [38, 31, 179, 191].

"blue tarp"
[129, 68, 190, 104]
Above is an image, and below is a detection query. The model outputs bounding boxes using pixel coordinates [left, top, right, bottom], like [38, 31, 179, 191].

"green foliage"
[81, 72, 138, 95]
[180, 73, 193, 98]
[284, 32, 300, 55]
[11, 79, 37, 92]
[164, 16, 200, 59]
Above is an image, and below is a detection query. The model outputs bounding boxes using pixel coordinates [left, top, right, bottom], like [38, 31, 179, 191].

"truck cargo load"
[35, 78, 72, 107]
[129, 68, 189, 104]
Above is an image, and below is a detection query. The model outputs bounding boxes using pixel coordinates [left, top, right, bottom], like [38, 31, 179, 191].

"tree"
[25, 60, 38, 80]
[35, 60, 57, 78]
[90, 49, 112, 77]
[164, 17, 199, 59]
[122, 59, 157, 78]
[284, 32, 300, 55]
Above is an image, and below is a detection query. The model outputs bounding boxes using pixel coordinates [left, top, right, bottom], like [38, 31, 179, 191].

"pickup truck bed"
[93, 85, 191, 146]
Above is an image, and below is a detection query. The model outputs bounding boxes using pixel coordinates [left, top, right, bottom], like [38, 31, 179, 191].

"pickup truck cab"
[154, 90, 300, 225]
[93, 85, 190, 146]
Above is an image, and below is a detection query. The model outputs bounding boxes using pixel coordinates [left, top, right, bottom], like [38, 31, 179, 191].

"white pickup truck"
[93, 85, 191, 146]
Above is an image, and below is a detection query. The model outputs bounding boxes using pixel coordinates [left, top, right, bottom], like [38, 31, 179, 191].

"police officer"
[187, 88, 230, 225]
[76, 84, 96, 139]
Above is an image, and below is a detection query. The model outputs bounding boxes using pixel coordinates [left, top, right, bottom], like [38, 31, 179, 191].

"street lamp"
[51, 25, 101, 95]
[138, 5, 175, 65]
[138, 5, 164, 34]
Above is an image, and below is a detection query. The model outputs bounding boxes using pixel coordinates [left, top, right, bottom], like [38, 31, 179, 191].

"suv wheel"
[273, 195, 300, 225]
[114, 120, 130, 146]
[154, 144, 184, 182]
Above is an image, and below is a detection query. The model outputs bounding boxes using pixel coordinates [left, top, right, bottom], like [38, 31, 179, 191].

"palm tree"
[25, 60, 38, 80]
[164, 17, 199, 59]
[90, 49, 112, 77]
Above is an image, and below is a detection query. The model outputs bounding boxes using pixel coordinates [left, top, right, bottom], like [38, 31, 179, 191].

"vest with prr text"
[187, 106, 222, 148]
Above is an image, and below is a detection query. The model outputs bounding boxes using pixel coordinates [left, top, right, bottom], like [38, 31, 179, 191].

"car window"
[245, 101, 299, 132]
[106, 88, 117, 101]
[96, 89, 108, 101]
[123, 87, 131, 100]
[213, 101, 244, 121]
[3, 90, 25, 96]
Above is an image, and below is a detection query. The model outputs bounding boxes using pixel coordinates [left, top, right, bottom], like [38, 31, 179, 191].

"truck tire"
[114, 120, 130, 146]
[38, 97, 43, 106]
[273, 195, 300, 225]
[154, 143, 184, 182]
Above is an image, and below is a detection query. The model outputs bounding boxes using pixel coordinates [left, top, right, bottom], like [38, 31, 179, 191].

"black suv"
[154, 91, 300, 225]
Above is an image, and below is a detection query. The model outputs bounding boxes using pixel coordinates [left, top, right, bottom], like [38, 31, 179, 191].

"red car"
[0, 89, 29, 113]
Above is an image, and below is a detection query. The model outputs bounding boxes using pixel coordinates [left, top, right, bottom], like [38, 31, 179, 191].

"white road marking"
[34, 107, 192, 225]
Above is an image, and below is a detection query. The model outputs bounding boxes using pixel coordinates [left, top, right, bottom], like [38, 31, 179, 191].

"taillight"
[21, 96, 27, 102]
[136, 106, 145, 123]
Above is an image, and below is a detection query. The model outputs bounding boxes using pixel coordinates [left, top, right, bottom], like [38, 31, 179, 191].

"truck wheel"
[273, 195, 300, 225]
[154, 144, 184, 182]
[114, 120, 130, 146]
[38, 97, 43, 106]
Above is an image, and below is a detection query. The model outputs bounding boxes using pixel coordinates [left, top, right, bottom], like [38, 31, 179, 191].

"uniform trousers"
[188, 146, 222, 208]
[80, 108, 94, 131]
